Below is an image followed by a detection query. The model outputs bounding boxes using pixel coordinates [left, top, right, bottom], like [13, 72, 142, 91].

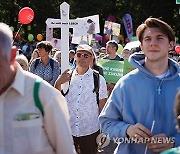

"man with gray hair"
[0, 23, 75, 154]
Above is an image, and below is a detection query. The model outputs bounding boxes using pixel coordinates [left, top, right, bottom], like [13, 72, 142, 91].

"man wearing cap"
[122, 48, 131, 59]
[55, 44, 108, 154]
[99, 47, 107, 54]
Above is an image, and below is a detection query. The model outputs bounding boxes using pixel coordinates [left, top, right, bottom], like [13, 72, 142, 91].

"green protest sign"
[123, 59, 136, 75]
[97, 59, 124, 84]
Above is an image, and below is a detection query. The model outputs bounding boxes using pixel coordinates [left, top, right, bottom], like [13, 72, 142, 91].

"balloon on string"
[18, 7, 34, 24]
[37, 34, 43, 41]
[175, 46, 180, 54]
[10, 26, 14, 32]
[14, 32, 20, 40]
[28, 34, 34, 41]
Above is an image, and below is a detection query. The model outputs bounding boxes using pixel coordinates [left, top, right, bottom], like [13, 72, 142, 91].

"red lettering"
[125, 19, 132, 34]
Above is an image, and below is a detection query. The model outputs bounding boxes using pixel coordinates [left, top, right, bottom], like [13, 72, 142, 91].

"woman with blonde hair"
[15, 54, 29, 71]
[53, 50, 61, 66]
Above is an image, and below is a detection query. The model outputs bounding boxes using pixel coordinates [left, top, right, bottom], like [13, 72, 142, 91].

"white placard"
[45, 2, 85, 73]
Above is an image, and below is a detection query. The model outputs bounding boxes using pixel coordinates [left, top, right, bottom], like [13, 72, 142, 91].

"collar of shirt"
[73, 67, 93, 77]
[39, 56, 51, 64]
[10, 62, 25, 96]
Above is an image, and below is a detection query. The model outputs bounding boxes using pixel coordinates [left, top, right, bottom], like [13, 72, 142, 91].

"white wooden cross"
[46, 2, 85, 73]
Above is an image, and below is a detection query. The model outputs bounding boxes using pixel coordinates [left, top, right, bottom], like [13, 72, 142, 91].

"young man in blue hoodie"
[99, 17, 180, 154]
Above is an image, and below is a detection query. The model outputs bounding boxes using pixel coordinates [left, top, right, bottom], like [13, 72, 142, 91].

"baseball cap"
[69, 49, 75, 54]
[100, 47, 106, 50]
[76, 44, 93, 55]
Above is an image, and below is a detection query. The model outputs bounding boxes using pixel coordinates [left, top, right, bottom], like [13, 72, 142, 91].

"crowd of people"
[0, 17, 180, 154]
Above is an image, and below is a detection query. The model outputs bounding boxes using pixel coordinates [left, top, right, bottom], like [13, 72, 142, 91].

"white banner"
[73, 15, 100, 37]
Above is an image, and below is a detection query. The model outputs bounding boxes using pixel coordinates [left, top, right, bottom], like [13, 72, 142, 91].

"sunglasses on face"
[76, 53, 92, 58]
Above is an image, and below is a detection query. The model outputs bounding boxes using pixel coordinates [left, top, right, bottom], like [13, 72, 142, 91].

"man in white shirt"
[0, 23, 75, 154]
[55, 44, 108, 154]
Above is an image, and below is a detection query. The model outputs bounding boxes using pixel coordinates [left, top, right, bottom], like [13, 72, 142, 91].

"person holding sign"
[99, 17, 180, 153]
[103, 40, 123, 96]
[104, 21, 113, 35]
[87, 19, 95, 35]
[54, 44, 108, 154]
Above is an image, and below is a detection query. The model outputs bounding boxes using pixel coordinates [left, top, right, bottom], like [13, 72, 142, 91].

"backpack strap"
[34, 58, 40, 70]
[33, 79, 44, 116]
[49, 58, 54, 72]
[93, 70, 100, 105]
[61, 71, 73, 96]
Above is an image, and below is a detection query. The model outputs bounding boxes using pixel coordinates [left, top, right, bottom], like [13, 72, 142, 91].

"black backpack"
[34, 58, 54, 73]
[61, 70, 100, 105]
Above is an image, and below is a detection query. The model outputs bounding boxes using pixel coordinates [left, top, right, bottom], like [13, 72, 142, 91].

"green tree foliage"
[0, 0, 179, 42]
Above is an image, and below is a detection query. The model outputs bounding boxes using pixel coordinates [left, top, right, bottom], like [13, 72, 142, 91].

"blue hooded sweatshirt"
[99, 53, 180, 154]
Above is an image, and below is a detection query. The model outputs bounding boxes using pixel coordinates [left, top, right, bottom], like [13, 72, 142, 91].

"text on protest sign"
[45, 2, 85, 73]
[97, 59, 124, 84]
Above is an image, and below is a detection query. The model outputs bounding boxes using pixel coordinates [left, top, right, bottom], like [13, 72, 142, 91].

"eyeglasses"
[76, 53, 91, 58]
[20, 64, 25, 67]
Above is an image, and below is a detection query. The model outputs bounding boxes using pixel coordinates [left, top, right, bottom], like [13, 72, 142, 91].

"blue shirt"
[29, 57, 60, 85]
